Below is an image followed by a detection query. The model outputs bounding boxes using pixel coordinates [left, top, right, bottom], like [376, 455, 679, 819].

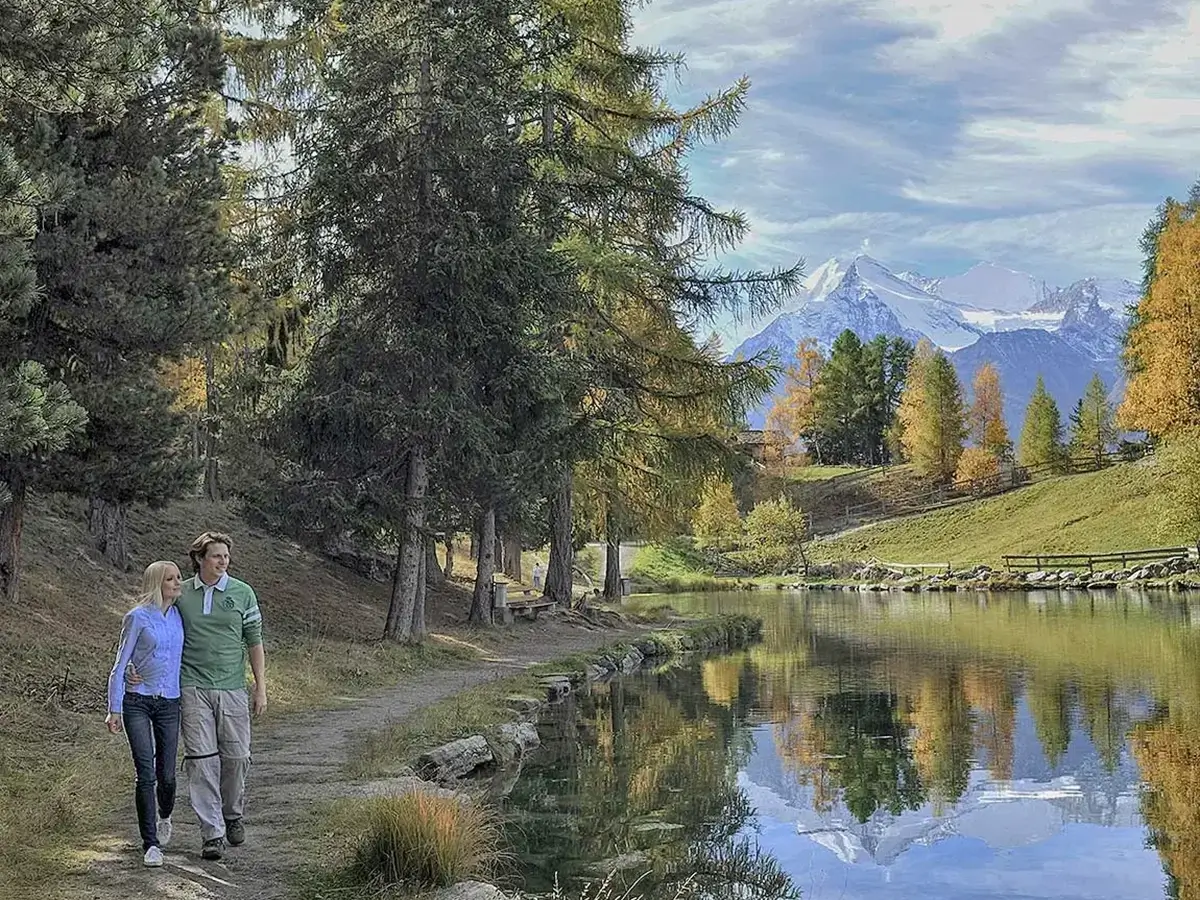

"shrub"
[347, 791, 506, 889]
[739, 496, 807, 574]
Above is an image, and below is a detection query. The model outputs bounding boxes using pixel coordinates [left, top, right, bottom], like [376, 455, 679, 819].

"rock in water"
[416, 735, 494, 781]
[492, 721, 540, 765]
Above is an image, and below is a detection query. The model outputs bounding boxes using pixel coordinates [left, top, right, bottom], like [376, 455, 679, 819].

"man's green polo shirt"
[177, 572, 264, 690]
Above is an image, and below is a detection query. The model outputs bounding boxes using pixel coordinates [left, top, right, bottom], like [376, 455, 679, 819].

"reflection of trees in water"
[776, 691, 924, 822]
[504, 667, 798, 900]
[681, 592, 1200, 893]
[1133, 711, 1200, 900]
[1026, 672, 1073, 768]
[909, 672, 973, 811]
[1080, 680, 1129, 774]
[963, 667, 1017, 781]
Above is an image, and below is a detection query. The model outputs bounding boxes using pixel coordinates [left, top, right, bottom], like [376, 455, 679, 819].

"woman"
[105, 561, 185, 867]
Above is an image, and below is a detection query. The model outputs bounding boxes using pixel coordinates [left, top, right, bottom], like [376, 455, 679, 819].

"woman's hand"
[105, 713, 123, 734]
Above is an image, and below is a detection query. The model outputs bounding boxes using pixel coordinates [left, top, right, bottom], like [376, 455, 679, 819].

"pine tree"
[897, 341, 966, 482]
[279, 0, 580, 638]
[13, 15, 232, 570]
[0, 0, 193, 599]
[1121, 203, 1200, 438]
[969, 363, 1010, 458]
[1018, 376, 1067, 471]
[813, 331, 868, 463]
[861, 335, 914, 465]
[1069, 373, 1116, 463]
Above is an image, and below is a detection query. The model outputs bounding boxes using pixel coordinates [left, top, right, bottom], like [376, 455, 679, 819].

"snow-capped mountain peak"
[775, 254, 980, 352]
[934, 262, 1051, 313]
[729, 253, 1136, 433]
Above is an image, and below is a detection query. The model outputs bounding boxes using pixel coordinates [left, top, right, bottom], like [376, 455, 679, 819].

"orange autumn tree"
[1122, 195, 1200, 540]
[766, 338, 825, 458]
[955, 362, 1010, 485]
[1121, 204, 1200, 437]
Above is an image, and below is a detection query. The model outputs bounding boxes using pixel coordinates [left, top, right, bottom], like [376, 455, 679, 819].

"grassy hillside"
[810, 457, 1189, 568]
[752, 463, 934, 532]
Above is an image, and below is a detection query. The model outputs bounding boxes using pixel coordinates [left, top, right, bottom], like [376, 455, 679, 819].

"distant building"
[736, 429, 789, 465]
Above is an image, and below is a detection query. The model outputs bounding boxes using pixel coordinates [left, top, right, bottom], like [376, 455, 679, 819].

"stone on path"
[429, 881, 509, 900]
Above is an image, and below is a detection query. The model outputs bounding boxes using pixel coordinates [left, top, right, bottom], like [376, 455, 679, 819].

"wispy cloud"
[631, 0, 1200, 341]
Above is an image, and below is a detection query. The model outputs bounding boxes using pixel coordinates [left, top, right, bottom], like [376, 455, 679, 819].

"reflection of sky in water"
[741, 718, 1163, 900]
[755, 818, 1161, 900]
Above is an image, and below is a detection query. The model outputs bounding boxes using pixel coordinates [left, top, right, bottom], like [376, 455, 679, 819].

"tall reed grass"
[346, 791, 507, 889]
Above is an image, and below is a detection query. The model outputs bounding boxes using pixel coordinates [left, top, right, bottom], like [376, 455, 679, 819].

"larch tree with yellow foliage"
[693, 478, 742, 551]
[1121, 201, 1200, 438]
[897, 340, 967, 483]
[766, 338, 824, 458]
[955, 362, 1010, 485]
[1122, 195, 1200, 542]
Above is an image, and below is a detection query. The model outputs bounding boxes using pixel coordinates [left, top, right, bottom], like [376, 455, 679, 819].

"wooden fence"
[814, 447, 1150, 536]
[1002, 545, 1198, 573]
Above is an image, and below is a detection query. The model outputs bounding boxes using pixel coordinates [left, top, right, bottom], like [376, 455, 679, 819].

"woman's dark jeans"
[122, 693, 180, 849]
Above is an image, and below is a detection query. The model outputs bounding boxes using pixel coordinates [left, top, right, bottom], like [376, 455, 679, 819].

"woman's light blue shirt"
[106, 604, 184, 713]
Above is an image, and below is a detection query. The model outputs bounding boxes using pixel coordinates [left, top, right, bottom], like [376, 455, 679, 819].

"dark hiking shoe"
[225, 818, 245, 846]
[201, 837, 225, 860]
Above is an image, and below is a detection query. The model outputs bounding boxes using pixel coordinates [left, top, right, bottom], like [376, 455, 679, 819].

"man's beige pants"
[181, 687, 251, 841]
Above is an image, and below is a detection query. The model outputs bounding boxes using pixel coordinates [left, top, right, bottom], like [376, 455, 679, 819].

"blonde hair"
[136, 560, 182, 608]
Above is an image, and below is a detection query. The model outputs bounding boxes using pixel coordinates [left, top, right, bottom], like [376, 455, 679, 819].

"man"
[176, 531, 267, 860]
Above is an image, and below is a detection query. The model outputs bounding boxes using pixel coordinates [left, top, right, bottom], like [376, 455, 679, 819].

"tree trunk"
[494, 531, 505, 577]
[203, 345, 221, 502]
[0, 471, 26, 604]
[443, 536, 455, 580]
[411, 534, 428, 641]
[545, 468, 573, 605]
[469, 532, 477, 562]
[88, 497, 131, 571]
[502, 532, 522, 582]
[383, 448, 428, 642]
[603, 507, 621, 602]
[469, 506, 496, 626]
[425, 532, 445, 587]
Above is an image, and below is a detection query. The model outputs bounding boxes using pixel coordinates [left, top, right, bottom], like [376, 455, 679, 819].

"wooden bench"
[506, 598, 556, 621]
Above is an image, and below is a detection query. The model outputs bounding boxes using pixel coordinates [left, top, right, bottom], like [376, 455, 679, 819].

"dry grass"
[341, 792, 508, 890]
[0, 493, 486, 898]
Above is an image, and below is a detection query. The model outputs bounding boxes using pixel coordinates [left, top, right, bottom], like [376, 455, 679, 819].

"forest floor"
[0, 494, 637, 900]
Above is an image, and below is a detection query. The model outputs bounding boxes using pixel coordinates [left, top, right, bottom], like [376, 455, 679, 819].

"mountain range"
[731, 256, 1139, 434]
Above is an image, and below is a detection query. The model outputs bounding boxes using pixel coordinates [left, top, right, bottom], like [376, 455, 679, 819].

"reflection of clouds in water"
[739, 722, 1155, 899]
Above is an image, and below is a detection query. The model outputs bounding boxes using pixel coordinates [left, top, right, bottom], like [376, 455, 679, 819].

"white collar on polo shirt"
[195, 571, 231, 614]
[193, 572, 230, 591]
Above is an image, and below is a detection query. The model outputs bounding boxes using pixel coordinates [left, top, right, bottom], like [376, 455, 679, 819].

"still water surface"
[501, 590, 1200, 900]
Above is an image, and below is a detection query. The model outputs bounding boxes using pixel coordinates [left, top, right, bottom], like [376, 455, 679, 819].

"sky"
[630, 0, 1200, 344]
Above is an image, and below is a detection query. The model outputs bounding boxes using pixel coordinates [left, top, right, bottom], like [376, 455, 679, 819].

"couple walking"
[105, 531, 267, 867]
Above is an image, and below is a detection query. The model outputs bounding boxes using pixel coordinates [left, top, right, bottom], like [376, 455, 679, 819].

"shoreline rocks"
[778, 555, 1200, 594]
[409, 614, 762, 785]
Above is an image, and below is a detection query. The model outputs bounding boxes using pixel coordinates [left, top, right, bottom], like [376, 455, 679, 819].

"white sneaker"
[143, 846, 165, 867]
[157, 817, 173, 847]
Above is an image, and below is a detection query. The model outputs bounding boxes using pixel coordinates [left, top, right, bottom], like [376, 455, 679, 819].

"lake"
[500, 589, 1200, 900]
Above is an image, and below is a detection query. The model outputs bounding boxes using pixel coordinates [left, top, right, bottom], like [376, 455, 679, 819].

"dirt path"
[74, 619, 627, 900]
